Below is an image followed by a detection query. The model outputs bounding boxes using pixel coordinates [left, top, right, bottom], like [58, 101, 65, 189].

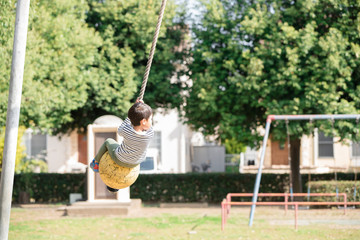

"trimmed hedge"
[130, 172, 358, 203]
[131, 173, 286, 203]
[309, 180, 360, 202]
[13, 173, 86, 203]
[12, 172, 358, 204]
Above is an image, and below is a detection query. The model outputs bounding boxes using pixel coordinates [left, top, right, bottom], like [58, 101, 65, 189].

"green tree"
[0, 126, 26, 173]
[224, 138, 246, 154]
[185, 0, 360, 193]
[0, 0, 187, 134]
[21, 0, 109, 134]
[0, 0, 15, 125]
[85, 0, 188, 110]
[0, 0, 107, 133]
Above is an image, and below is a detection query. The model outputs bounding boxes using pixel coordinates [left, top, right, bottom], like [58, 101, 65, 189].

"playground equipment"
[222, 192, 360, 230]
[99, 152, 140, 189]
[249, 114, 360, 227]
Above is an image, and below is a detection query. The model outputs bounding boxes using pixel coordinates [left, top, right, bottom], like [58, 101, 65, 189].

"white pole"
[0, 1, 30, 239]
[248, 119, 272, 226]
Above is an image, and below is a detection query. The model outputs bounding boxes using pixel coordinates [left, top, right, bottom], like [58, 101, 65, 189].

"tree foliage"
[85, 0, 188, 110]
[185, 0, 360, 146]
[21, 0, 104, 134]
[0, 127, 26, 173]
[0, 0, 187, 134]
[0, 0, 15, 125]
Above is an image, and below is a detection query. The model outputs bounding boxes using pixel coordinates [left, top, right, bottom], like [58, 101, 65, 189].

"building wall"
[44, 109, 194, 174]
[47, 131, 84, 173]
[244, 130, 358, 174]
[41, 119, 358, 174]
[152, 109, 192, 173]
[316, 137, 351, 169]
[264, 138, 272, 168]
[301, 134, 313, 167]
[47, 134, 69, 172]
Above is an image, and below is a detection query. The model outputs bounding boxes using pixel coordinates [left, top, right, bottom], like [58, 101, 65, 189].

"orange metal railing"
[221, 192, 360, 230]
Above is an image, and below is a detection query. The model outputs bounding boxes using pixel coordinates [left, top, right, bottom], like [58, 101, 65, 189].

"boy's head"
[128, 102, 153, 127]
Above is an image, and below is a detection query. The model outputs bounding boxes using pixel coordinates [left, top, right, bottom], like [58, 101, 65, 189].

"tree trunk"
[18, 191, 30, 204]
[290, 138, 302, 193]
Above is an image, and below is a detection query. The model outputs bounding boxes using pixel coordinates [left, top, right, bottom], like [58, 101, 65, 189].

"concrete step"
[62, 199, 141, 217]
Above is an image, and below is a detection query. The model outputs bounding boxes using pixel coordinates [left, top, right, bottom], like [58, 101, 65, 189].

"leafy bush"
[13, 173, 86, 203]
[308, 180, 360, 202]
[131, 173, 358, 203]
[0, 126, 26, 173]
[16, 159, 48, 173]
[131, 173, 289, 203]
[12, 172, 358, 204]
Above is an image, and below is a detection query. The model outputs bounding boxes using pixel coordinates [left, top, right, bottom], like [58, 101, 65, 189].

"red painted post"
[343, 193, 347, 215]
[221, 199, 225, 231]
[221, 192, 360, 230]
[285, 193, 288, 215]
[295, 203, 298, 230]
[226, 194, 231, 214]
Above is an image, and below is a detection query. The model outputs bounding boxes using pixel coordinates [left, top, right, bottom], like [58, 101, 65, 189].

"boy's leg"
[94, 138, 119, 163]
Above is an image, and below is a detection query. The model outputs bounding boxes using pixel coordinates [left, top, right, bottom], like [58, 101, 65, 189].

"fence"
[221, 192, 360, 230]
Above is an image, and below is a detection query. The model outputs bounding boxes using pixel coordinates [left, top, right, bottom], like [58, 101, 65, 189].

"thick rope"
[138, 0, 168, 101]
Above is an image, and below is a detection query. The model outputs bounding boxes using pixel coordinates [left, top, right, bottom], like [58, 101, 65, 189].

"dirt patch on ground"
[12, 203, 222, 220]
[11, 203, 360, 229]
[11, 204, 66, 222]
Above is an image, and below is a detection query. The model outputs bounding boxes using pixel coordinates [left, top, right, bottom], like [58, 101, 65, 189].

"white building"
[24, 109, 221, 174]
[240, 129, 360, 174]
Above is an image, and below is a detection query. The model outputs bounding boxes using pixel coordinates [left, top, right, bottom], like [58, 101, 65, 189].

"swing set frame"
[249, 114, 360, 227]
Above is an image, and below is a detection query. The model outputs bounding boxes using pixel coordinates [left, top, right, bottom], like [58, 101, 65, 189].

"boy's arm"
[118, 117, 131, 136]
[147, 126, 154, 139]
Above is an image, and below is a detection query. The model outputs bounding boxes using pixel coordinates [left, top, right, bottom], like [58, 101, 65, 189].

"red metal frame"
[249, 114, 360, 227]
[221, 192, 360, 230]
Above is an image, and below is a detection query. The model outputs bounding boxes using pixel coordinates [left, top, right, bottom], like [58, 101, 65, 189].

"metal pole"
[0, 1, 30, 239]
[248, 118, 272, 226]
[270, 114, 360, 121]
[248, 113, 360, 227]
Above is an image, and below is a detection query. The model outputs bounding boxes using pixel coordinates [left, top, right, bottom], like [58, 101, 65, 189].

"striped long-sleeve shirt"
[115, 117, 154, 167]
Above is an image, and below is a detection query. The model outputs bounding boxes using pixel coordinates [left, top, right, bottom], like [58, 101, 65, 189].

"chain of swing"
[285, 117, 359, 203]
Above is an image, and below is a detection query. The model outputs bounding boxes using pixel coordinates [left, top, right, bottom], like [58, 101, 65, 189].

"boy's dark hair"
[128, 102, 152, 126]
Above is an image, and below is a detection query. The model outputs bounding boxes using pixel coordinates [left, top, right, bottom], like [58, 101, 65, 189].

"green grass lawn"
[9, 206, 360, 240]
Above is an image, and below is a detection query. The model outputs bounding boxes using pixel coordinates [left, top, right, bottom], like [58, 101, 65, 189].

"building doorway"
[94, 132, 117, 200]
[271, 138, 289, 165]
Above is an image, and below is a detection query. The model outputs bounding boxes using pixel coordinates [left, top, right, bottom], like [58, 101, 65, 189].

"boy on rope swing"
[90, 99, 154, 192]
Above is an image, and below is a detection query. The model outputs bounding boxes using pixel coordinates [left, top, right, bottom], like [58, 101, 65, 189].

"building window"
[140, 156, 156, 171]
[318, 132, 333, 157]
[24, 129, 47, 160]
[148, 131, 161, 161]
[352, 142, 360, 157]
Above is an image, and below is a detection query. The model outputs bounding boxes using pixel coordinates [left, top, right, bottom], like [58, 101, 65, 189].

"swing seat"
[99, 152, 140, 190]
